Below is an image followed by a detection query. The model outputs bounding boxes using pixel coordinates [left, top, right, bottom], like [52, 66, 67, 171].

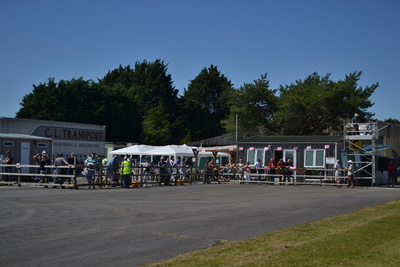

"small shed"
[0, 133, 53, 174]
[237, 135, 344, 169]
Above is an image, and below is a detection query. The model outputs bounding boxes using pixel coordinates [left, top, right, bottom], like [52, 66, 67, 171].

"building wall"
[0, 117, 106, 161]
[237, 142, 343, 169]
[0, 135, 53, 177]
[377, 121, 400, 160]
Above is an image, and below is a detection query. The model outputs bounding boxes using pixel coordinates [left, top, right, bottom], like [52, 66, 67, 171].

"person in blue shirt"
[105, 154, 120, 187]
[84, 153, 98, 189]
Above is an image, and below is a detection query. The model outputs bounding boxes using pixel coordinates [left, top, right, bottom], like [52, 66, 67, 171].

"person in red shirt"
[277, 158, 286, 169]
[267, 158, 276, 182]
[277, 158, 286, 184]
[387, 160, 396, 188]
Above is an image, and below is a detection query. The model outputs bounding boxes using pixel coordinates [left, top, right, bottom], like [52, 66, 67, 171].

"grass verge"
[147, 200, 400, 266]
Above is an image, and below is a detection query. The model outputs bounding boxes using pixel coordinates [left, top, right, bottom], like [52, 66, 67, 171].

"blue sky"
[1, 0, 399, 120]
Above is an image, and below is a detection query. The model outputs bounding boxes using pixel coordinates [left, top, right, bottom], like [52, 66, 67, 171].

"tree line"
[16, 59, 379, 145]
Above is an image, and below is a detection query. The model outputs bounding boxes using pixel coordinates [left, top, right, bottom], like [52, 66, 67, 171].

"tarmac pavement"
[0, 183, 399, 267]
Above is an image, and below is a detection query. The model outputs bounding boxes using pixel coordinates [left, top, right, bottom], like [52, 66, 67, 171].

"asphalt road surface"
[1, 183, 399, 266]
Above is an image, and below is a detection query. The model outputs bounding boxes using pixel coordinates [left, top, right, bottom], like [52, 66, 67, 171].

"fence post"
[72, 165, 78, 189]
[17, 165, 21, 187]
[98, 164, 103, 189]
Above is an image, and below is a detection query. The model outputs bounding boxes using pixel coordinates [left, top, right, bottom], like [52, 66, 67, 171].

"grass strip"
[147, 200, 400, 267]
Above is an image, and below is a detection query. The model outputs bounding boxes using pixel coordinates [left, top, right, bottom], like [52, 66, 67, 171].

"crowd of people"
[0, 150, 398, 188]
[203, 157, 295, 185]
[29, 152, 194, 189]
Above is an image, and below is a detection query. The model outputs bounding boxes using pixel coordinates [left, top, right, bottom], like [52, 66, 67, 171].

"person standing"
[33, 151, 50, 183]
[120, 157, 132, 189]
[84, 153, 98, 189]
[3, 151, 13, 182]
[277, 158, 286, 184]
[54, 152, 73, 189]
[284, 159, 293, 183]
[334, 160, 342, 187]
[105, 155, 120, 187]
[203, 160, 211, 184]
[244, 161, 252, 184]
[66, 153, 79, 184]
[351, 113, 360, 135]
[142, 157, 153, 186]
[158, 157, 168, 185]
[387, 160, 395, 188]
[346, 160, 355, 188]
[101, 155, 108, 167]
[254, 158, 263, 185]
[267, 158, 276, 182]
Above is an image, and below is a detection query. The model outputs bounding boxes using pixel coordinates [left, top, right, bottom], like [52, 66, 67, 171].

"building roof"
[0, 116, 106, 127]
[238, 135, 343, 144]
[0, 133, 52, 141]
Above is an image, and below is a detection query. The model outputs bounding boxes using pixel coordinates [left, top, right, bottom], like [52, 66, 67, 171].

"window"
[247, 149, 264, 165]
[37, 142, 47, 149]
[304, 149, 325, 168]
[283, 150, 296, 167]
[3, 141, 14, 147]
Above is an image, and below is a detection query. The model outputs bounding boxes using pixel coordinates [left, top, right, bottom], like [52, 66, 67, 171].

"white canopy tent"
[110, 144, 230, 165]
[110, 144, 158, 157]
[144, 144, 230, 158]
[143, 145, 196, 158]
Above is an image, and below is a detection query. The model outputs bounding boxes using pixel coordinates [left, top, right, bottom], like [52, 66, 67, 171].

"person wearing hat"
[346, 160, 355, 188]
[351, 113, 360, 135]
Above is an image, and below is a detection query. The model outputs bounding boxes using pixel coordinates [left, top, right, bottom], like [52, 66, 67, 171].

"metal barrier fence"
[0, 163, 364, 188]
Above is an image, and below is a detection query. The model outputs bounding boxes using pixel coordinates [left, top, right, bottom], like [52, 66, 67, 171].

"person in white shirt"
[346, 160, 355, 188]
[335, 160, 342, 187]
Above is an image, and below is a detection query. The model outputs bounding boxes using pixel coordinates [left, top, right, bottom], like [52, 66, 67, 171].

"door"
[20, 142, 30, 173]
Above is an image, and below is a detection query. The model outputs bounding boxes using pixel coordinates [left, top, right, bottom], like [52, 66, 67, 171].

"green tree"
[100, 65, 135, 89]
[94, 83, 142, 142]
[182, 65, 234, 140]
[275, 71, 378, 135]
[222, 73, 278, 138]
[130, 59, 179, 117]
[17, 78, 61, 120]
[384, 118, 400, 124]
[98, 59, 179, 143]
[17, 78, 100, 122]
[142, 104, 173, 145]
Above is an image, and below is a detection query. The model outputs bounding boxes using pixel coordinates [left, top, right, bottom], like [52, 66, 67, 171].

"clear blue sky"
[1, 0, 399, 120]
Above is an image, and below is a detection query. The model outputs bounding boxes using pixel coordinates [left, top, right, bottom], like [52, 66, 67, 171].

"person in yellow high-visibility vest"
[121, 157, 132, 189]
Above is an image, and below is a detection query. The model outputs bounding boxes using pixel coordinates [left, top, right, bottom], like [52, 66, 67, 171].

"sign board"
[326, 157, 336, 164]
[349, 140, 363, 151]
